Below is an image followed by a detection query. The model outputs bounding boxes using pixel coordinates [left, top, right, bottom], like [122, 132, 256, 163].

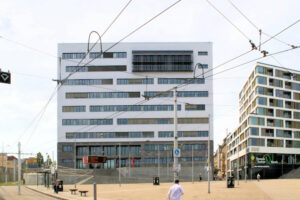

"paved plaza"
[0, 179, 299, 200]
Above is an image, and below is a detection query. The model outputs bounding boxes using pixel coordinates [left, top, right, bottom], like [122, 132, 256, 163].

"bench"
[69, 189, 78, 194]
[79, 190, 88, 196]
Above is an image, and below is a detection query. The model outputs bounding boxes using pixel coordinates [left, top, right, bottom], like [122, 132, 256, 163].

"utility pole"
[192, 145, 194, 183]
[158, 146, 160, 178]
[173, 88, 179, 181]
[119, 143, 121, 187]
[237, 143, 239, 185]
[18, 142, 21, 195]
[208, 114, 210, 194]
[5, 153, 7, 184]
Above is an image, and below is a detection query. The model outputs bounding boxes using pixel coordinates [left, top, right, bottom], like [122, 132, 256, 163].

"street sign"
[0, 71, 11, 84]
[174, 149, 181, 157]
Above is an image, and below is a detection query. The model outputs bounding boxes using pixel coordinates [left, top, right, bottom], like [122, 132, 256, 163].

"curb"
[25, 186, 71, 200]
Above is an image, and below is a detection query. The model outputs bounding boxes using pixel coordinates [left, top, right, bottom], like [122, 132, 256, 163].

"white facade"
[57, 42, 213, 144]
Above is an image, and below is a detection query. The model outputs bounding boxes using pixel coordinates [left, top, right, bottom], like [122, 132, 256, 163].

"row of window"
[248, 127, 300, 138]
[256, 86, 300, 100]
[66, 132, 154, 139]
[65, 131, 209, 139]
[256, 66, 300, 81]
[62, 51, 208, 60]
[257, 97, 300, 110]
[65, 91, 209, 99]
[249, 117, 300, 128]
[248, 138, 300, 148]
[257, 75, 300, 91]
[70, 156, 206, 168]
[66, 65, 127, 72]
[117, 118, 209, 125]
[255, 107, 300, 119]
[62, 104, 205, 112]
[62, 52, 127, 59]
[62, 78, 206, 86]
[62, 117, 209, 126]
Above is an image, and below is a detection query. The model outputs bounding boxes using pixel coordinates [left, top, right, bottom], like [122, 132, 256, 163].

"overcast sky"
[0, 0, 299, 160]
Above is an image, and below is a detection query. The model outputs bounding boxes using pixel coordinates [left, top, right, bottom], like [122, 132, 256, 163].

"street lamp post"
[173, 88, 179, 181]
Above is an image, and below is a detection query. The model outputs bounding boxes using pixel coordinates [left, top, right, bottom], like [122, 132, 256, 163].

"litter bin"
[227, 176, 234, 188]
[57, 180, 64, 191]
[153, 177, 160, 185]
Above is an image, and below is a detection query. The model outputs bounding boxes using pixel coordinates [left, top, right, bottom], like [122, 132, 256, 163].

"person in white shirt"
[168, 180, 184, 200]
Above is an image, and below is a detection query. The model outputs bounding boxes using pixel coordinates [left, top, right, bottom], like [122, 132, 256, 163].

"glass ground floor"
[230, 153, 300, 179]
[57, 141, 214, 169]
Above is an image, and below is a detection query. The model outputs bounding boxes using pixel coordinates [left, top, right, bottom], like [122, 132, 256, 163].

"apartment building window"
[104, 146, 115, 156]
[198, 64, 209, 69]
[63, 145, 73, 152]
[90, 105, 180, 112]
[292, 82, 300, 91]
[62, 119, 113, 126]
[276, 89, 291, 99]
[269, 98, 283, 107]
[294, 131, 300, 138]
[256, 66, 273, 76]
[132, 51, 193, 72]
[257, 86, 273, 96]
[62, 159, 73, 163]
[256, 107, 274, 116]
[185, 104, 205, 111]
[198, 51, 208, 56]
[257, 97, 268, 105]
[182, 144, 206, 150]
[77, 147, 89, 156]
[117, 78, 154, 85]
[158, 131, 208, 137]
[158, 78, 204, 84]
[249, 117, 265, 125]
[62, 53, 85, 59]
[261, 128, 274, 137]
[257, 76, 267, 85]
[144, 91, 208, 98]
[62, 106, 86, 112]
[248, 138, 265, 146]
[89, 52, 127, 59]
[276, 110, 292, 118]
[64, 79, 113, 85]
[294, 92, 300, 100]
[66, 65, 126, 72]
[66, 92, 140, 99]
[269, 78, 283, 87]
[294, 112, 300, 119]
[275, 69, 293, 80]
[267, 119, 283, 127]
[267, 139, 283, 147]
[249, 128, 259, 136]
[90, 146, 102, 155]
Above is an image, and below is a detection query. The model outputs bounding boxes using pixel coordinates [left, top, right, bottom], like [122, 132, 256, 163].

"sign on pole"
[174, 149, 181, 157]
[0, 71, 11, 84]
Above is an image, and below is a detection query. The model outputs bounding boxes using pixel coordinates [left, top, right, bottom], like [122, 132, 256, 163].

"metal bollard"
[94, 183, 97, 200]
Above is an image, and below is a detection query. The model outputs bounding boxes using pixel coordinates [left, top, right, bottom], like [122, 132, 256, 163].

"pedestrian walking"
[168, 180, 184, 200]
[257, 173, 261, 182]
[53, 178, 58, 193]
[198, 173, 202, 181]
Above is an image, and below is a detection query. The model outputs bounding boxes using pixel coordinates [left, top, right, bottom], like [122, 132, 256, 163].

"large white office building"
[226, 62, 300, 179]
[57, 42, 213, 170]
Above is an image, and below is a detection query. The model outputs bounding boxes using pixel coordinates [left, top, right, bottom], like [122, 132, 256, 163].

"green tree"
[45, 154, 52, 168]
[36, 152, 44, 168]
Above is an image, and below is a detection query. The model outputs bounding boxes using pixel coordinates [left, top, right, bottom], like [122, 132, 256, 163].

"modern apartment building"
[226, 62, 300, 179]
[57, 42, 213, 170]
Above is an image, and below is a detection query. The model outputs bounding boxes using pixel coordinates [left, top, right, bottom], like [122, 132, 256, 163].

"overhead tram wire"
[29, 46, 300, 153]
[59, 17, 300, 137]
[14, 0, 135, 149]
[205, 0, 251, 41]
[61, 0, 183, 84]
[226, 0, 295, 48]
